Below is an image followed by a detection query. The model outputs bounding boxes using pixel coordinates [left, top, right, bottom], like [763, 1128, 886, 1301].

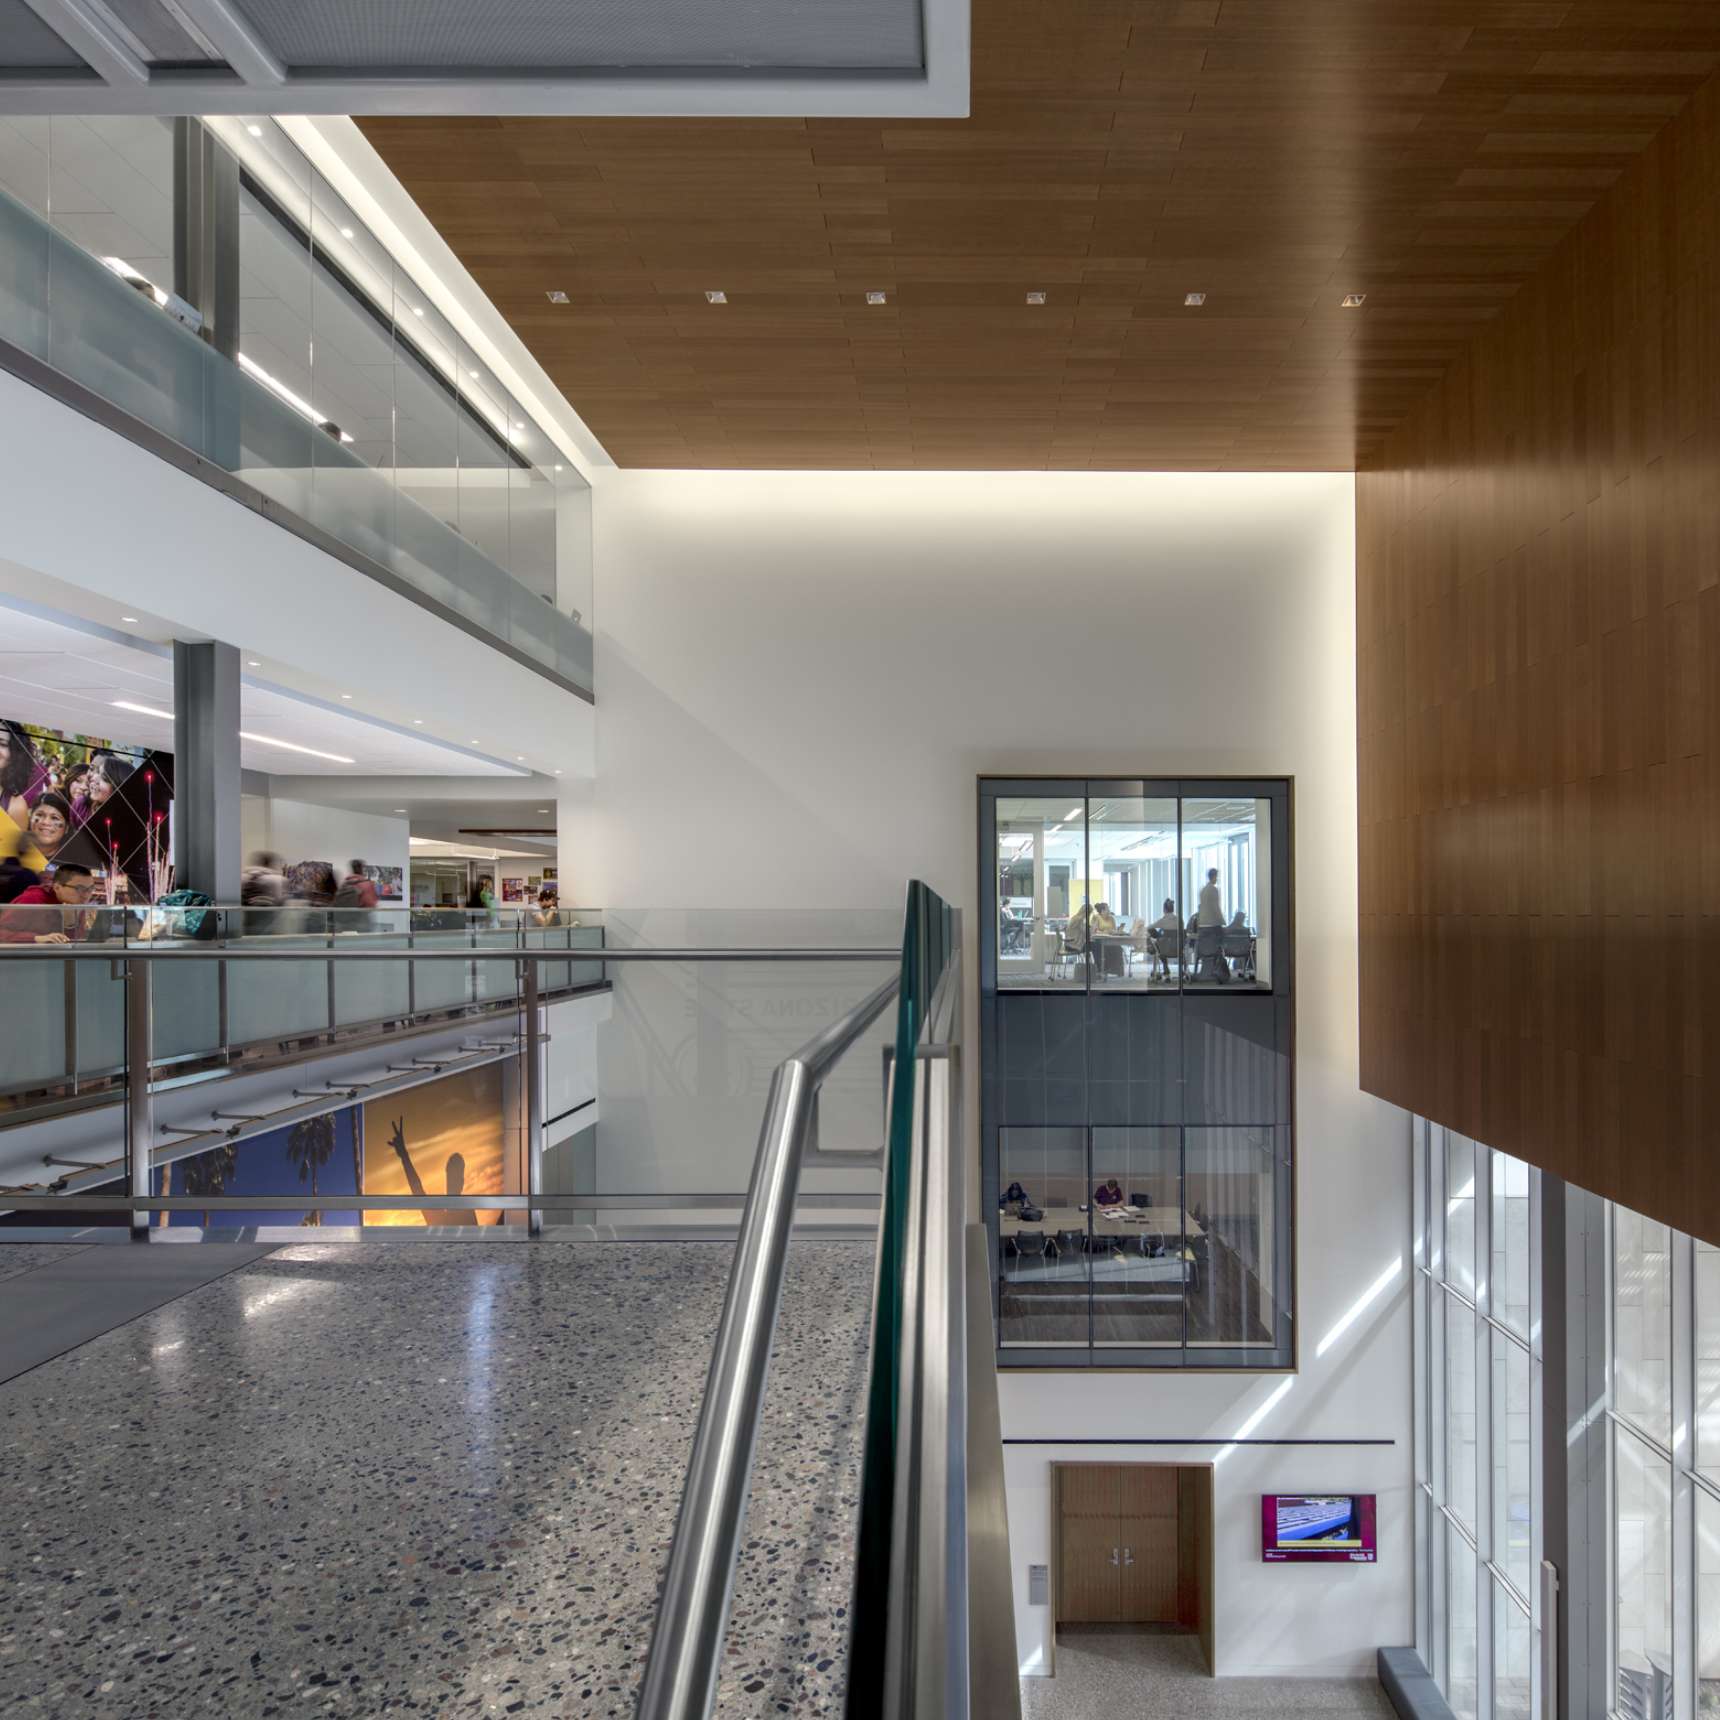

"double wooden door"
[1059, 1465, 1180, 1623]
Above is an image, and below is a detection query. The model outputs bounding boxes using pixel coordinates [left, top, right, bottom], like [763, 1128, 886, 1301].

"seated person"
[0, 860, 97, 943]
[1063, 901, 1093, 953]
[1092, 1177, 1124, 1207]
[1227, 909, 1249, 932]
[1089, 901, 1124, 975]
[1138, 897, 1181, 973]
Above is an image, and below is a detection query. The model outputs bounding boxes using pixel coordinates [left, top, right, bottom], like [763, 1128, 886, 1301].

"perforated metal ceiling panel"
[236, 0, 923, 71]
[0, 0, 84, 68]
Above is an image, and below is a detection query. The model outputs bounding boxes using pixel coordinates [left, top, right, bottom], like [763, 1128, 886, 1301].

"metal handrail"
[635, 968, 902, 1720]
[0, 945, 893, 962]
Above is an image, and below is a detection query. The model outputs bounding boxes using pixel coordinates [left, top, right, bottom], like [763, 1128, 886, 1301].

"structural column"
[172, 640, 242, 902]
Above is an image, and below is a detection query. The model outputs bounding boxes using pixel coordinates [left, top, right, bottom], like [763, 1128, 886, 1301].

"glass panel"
[1490, 1329, 1533, 1601]
[1613, 1423, 1672, 1716]
[1447, 1520, 1479, 1720]
[997, 1126, 1088, 1347]
[1698, 1240, 1720, 1483]
[1089, 1126, 1183, 1346]
[995, 795, 1086, 989]
[1086, 793, 1179, 990]
[305, 165, 397, 560]
[1180, 794, 1270, 989]
[1492, 1582, 1531, 1720]
[1699, 1486, 1720, 1715]
[1446, 1130, 1476, 1300]
[0, 116, 52, 356]
[1184, 1126, 1280, 1349]
[1490, 1149, 1531, 1338]
[1445, 1291, 1478, 1533]
[1613, 1205, 1673, 1447]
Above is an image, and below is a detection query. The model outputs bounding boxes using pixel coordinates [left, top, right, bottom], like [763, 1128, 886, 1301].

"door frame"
[1050, 1460, 1217, 1678]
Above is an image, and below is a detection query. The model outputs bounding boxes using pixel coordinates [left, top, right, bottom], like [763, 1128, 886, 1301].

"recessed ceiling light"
[1184, 292, 1207, 307]
[553, 464, 563, 473]
[515, 755, 525, 761]
[865, 290, 888, 305]
[467, 368, 479, 378]
[394, 808, 407, 814]
[1026, 291, 1046, 305]
[470, 739, 480, 745]
[111, 699, 174, 721]
[553, 769, 562, 776]
[240, 730, 354, 765]
[338, 226, 354, 239]
[246, 124, 262, 137]
[247, 659, 260, 667]
[340, 692, 352, 700]
[121, 615, 139, 624]
[536, 809, 549, 814]
[705, 290, 727, 304]
[546, 290, 569, 304]
[411, 306, 424, 318]
[1342, 292, 1367, 308]
[412, 718, 423, 725]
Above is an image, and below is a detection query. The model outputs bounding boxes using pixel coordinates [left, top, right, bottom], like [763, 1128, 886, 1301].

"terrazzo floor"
[0, 1239, 875, 1717]
[0, 1240, 95, 1282]
[1022, 1629, 1399, 1717]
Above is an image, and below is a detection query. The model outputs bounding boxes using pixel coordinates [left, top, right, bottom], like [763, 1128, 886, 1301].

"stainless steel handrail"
[0, 945, 894, 962]
[635, 969, 902, 1720]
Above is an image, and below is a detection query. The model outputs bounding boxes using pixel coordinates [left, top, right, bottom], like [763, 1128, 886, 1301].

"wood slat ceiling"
[362, 1, 1720, 471]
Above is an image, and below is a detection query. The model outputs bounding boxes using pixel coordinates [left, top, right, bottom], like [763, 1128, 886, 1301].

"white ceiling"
[0, 601, 527, 777]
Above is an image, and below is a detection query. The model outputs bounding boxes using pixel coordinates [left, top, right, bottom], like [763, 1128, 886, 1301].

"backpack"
[156, 888, 215, 941]
[333, 879, 367, 910]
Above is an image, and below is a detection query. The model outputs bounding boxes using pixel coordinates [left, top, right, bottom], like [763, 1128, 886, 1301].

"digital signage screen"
[1261, 1493, 1377, 1563]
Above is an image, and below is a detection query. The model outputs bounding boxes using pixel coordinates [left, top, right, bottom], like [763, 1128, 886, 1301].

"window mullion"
[1671, 1230, 1694, 1720]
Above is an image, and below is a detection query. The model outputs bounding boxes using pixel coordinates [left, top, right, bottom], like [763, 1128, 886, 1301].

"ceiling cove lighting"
[239, 731, 355, 765]
[865, 290, 888, 306]
[705, 290, 727, 304]
[111, 699, 174, 721]
[1342, 293, 1367, 308]
[237, 352, 353, 443]
[1184, 292, 1207, 307]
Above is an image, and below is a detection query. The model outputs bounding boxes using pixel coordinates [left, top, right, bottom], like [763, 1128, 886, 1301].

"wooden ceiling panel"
[364, 0, 1720, 468]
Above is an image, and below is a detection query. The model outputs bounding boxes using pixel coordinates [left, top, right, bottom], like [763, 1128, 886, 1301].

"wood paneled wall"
[1357, 66, 1720, 1239]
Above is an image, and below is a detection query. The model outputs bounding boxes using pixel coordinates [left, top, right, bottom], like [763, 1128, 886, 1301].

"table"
[999, 1204, 1204, 1243]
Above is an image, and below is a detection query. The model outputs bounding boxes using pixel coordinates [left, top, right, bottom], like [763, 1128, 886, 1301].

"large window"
[982, 778, 1292, 1369]
[1413, 1124, 1541, 1720]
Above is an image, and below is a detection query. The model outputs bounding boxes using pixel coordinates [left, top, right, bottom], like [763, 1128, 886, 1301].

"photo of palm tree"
[286, 1115, 339, 1226]
[153, 1111, 360, 1228]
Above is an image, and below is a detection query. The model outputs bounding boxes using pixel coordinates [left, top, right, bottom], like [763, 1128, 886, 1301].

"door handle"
[1123, 1547, 1135, 1567]
[1110, 1547, 1119, 1567]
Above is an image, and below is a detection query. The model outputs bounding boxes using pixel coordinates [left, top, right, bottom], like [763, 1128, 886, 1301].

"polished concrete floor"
[1021, 1628, 1398, 1718]
[0, 1239, 873, 1717]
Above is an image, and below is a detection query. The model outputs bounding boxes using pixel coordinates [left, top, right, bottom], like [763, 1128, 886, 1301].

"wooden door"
[1118, 1466, 1180, 1623]
[1057, 1467, 1121, 1623]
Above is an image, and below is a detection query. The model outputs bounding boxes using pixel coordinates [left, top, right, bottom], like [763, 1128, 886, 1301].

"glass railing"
[0, 117, 592, 693]
[0, 904, 606, 1103]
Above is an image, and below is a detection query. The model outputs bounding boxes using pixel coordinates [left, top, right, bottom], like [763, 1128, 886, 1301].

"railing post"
[126, 957, 153, 1241]
[524, 957, 543, 1239]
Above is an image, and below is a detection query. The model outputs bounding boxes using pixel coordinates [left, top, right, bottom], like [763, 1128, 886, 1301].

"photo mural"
[0, 719, 173, 901]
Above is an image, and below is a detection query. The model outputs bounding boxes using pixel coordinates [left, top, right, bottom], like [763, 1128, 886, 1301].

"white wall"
[588, 468, 1413, 1678]
[241, 793, 408, 887]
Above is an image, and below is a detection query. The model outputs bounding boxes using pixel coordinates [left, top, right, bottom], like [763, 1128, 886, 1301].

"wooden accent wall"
[1357, 68, 1720, 1240]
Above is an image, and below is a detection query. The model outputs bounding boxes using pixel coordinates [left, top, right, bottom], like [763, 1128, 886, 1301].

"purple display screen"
[1261, 1494, 1377, 1563]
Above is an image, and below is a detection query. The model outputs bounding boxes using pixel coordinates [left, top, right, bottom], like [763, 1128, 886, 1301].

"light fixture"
[412, 718, 423, 725]
[1342, 292, 1366, 308]
[537, 809, 549, 814]
[111, 699, 174, 721]
[246, 124, 262, 137]
[338, 226, 354, 240]
[239, 731, 355, 765]
[394, 808, 407, 814]
[1026, 291, 1046, 305]
[1184, 292, 1207, 307]
[339, 692, 352, 700]
[121, 615, 140, 624]
[515, 754, 525, 761]
[237, 352, 348, 446]
[705, 290, 727, 304]
[247, 659, 260, 667]
[411, 306, 424, 318]
[546, 289, 569, 304]
[553, 769, 562, 776]
[553, 464, 563, 473]
[1065, 805, 1081, 821]
[470, 739, 480, 745]
[468, 368, 480, 378]
[865, 290, 888, 305]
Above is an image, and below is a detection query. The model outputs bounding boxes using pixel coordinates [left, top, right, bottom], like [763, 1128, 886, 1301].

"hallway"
[1022, 1629, 1397, 1719]
[0, 1239, 873, 1717]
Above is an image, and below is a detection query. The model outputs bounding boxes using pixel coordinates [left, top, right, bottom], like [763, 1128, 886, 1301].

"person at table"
[1137, 897, 1180, 976]
[1093, 1177, 1124, 1207]
[1063, 900, 1093, 956]
[0, 861, 97, 943]
[1089, 901, 1125, 977]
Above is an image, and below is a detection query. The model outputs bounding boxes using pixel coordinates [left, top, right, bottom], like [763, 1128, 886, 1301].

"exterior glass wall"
[1413, 1116, 1720, 1719]
[981, 777, 1292, 1369]
[1413, 1123, 1541, 1720]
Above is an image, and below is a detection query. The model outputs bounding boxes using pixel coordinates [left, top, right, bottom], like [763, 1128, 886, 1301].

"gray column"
[172, 640, 242, 902]
[172, 117, 240, 360]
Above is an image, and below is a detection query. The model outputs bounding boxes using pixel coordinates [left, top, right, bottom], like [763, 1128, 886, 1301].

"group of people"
[1054, 868, 1249, 983]
[0, 720, 147, 920]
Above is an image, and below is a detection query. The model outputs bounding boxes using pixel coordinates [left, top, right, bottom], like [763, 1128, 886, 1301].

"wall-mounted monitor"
[1261, 1493, 1377, 1563]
